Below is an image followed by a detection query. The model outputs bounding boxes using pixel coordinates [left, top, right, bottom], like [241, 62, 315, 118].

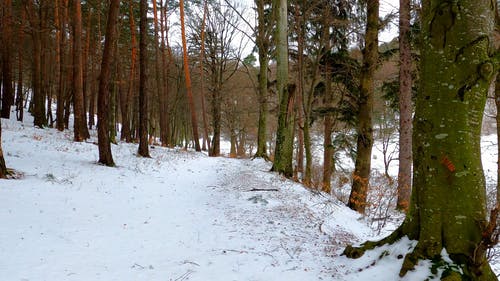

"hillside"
[0, 118, 498, 280]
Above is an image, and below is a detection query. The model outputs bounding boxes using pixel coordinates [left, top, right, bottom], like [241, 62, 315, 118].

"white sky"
[235, 0, 400, 43]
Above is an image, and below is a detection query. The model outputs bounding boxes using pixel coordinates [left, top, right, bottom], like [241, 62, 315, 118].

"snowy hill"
[1, 118, 498, 280]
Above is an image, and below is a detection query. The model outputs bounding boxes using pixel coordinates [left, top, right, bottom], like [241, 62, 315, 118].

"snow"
[1, 116, 499, 280]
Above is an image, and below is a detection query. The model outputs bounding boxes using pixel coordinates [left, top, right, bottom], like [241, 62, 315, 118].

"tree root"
[341, 227, 404, 259]
[343, 227, 498, 280]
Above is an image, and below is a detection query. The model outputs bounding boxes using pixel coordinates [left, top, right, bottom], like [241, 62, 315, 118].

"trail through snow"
[0, 119, 372, 280]
[1, 118, 498, 280]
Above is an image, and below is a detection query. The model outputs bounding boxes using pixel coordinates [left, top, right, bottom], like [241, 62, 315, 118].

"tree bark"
[496, 73, 500, 205]
[16, 4, 25, 122]
[179, 0, 201, 152]
[253, 0, 271, 159]
[138, 0, 151, 157]
[72, 0, 89, 141]
[121, 0, 137, 143]
[322, 69, 334, 193]
[344, 0, 498, 279]
[159, 0, 171, 147]
[0, 117, 7, 178]
[27, 0, 47, 128]
[1, 0, 14, 119]
[55, 0, 65, 131]
[199, 0, 211, 152]
[271, 0, 294, 178]
[347, 0, 378, 214]
[97, 0, 120, 167]
[396, 0, 413, 212]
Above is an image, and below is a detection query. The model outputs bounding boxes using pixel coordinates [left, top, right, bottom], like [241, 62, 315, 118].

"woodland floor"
[0, 117, 499, 280]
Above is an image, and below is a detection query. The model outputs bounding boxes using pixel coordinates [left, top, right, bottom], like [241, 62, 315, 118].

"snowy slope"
[0, 118, 498, 280]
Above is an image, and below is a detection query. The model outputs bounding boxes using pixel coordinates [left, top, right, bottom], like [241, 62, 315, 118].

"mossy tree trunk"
[271, 0, 295, 178]
[344, 0, 498, 279]
[347, 0, 378, 214]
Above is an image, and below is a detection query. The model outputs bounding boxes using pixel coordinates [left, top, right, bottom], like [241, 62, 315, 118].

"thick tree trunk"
[397, 0, 413, 212]
[271, 0, 294, 178]
[72, 0, 89, 141]
[25, 0, 47, 128]
[1, 0, 14, 119]
[348, 0, 378, 214]
[179, 0, 201, 152]
[138, 0, 150, 157]
[344, 1, 498, 279]
[97, 0, 120, 167]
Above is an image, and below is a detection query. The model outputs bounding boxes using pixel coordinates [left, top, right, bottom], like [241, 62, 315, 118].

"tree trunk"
[55, 0, 65, 131]
[209, 85, 222, 156]
[295, 5, 305, 182]
[179, 0, 201, 152]
[396, 0, 412, 212]
[1, 0, 14, 119]
[496, 73, 500, 205]
[16, 5, 25, 122]
[152, 0, 164, 146]
[159, 0, 171, 147]
[271, 0, 294, 178]
[255, 52, 269, 159]
[347, 0, 378, 214]
[199, 0, 210, 152]
[344, 1, 498, 279]
[121, 0, 137, 143]
[138, 0, 150, 157]
[0, 118, 7, 178]
[29, 0, 47, 128]
[322, 71, 334, 193]
[97, 0, 120, 167]
[72, 0, 89, 141]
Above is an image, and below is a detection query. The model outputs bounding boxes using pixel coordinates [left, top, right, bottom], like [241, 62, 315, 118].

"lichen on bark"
[342, 1, 498, 279]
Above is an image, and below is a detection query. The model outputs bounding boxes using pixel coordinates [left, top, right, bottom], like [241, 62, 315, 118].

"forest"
[0, 0, 499, 280]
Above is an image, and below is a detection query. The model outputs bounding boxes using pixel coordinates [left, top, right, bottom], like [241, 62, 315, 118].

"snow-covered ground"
[0, 116, 498, 280]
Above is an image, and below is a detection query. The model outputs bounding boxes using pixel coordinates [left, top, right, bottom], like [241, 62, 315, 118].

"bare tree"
[190, 1, 248, 156]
